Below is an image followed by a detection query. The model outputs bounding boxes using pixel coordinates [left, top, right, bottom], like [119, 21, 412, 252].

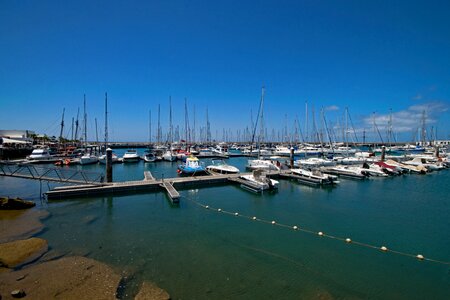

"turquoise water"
[1, 153, 449, 299]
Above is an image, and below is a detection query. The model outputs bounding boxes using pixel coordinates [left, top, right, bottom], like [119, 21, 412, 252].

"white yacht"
[143, 151, 157, 163]
[162, 150, 177, 161]
[403, 157, 444, 171]
[294, 157, 335, 168]
[239, 170, 279, 192]
[79, 153, 99, 165]
[122, 149, 140, 163]
[246, 159, 280, 171]
[98, 152, 119, 164]
[291, 168, 339, 185]
[27, 148, 53, 161]
[206, 159, 240, 174]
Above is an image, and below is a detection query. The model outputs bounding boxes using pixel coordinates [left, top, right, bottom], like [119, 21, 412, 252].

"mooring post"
[381, 146, 386, 161]
[290, 148, 294, 169]
[106, 148, 113, 182]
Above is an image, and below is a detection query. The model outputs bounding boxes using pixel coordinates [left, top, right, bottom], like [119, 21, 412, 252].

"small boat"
[403, 157, 445, 171]
[385, 159, 427, 174]
[98, 153, 119, 164]
[291, 168, 339, 186]
[239, 170, 279, 192]
[294, 157, 335, 168]
[122, 150, 140, 163]
[27, 148, 54, 161]
[162, 150, 177, 161]
[373, 161, 404, 175]
[246, 159, 280, 171]
[321, 166, 368, 180]
[79, 153, 99, 165]
[206, 159, 240, 174]
[177, 156, 207, 176]
[143, 151, 157, 163]
[360, 163, 388, 177]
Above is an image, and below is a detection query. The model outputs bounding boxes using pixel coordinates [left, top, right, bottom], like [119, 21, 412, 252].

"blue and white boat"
[177, 156, 207, 176]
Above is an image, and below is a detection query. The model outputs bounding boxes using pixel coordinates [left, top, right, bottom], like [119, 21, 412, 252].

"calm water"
[1, 151, 449, 299]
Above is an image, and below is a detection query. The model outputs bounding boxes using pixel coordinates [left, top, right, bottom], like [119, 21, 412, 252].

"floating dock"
[45, 171, 280, 200]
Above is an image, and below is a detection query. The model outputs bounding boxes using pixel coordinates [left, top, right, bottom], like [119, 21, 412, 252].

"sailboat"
[246, 86, 280, 172]
[79, 95, 99, 165]
[98, 93, 119, 164]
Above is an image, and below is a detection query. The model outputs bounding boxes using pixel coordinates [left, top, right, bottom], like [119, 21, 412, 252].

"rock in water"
[0, 198, 35, 210]
[11, 289, 26, 298]
[0, 256, 122, 300]
[135, 281, 170, 300]
[0, 238, 48, 268]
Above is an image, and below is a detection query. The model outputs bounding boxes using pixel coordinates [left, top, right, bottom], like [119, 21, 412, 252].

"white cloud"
[324, 105, 339, 111]
[363, 102, 449, 133]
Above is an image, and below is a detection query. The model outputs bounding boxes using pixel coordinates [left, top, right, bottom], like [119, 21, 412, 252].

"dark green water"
[1, 152, 449, 299]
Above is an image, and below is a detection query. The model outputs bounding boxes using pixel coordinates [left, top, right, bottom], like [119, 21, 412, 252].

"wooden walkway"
[160, 181, 180, 203]
[45, 171, 281, 200]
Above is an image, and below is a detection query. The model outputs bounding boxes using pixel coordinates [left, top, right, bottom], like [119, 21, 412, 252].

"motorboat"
[177, 156, 207, 176]
[374, 161, 404, 175]
[403, 157, 445, 171]
[143, 151, 157, 163]
[162, 150, 177, 161]
[384, 159, 427, 174]
[122, 149, 140, 163]
[321, 165, 368, 180]
[27, 148, 54, 161]
[290, 168, 338, 186]
[79, 153, 99, 165]
[294, 157, 335, 168]
[360, 163, 388, 177]
[274, 146, 292, 156]
[206, 159, 240, 174]
[239, 170, 279, 192]
[98, 152, 119, 164]
[246, 159, 280, 171]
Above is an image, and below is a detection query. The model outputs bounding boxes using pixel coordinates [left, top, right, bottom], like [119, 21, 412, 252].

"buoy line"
[190, 198, 450, 266]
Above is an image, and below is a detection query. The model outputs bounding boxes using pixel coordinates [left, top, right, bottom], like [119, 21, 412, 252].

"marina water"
[1, 149, 449, 299]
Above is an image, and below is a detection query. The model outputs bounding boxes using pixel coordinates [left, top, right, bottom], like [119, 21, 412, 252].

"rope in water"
[187, 197, 450, 266]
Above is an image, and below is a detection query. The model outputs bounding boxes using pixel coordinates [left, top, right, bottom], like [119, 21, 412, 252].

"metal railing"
[0, 162, 104, 185]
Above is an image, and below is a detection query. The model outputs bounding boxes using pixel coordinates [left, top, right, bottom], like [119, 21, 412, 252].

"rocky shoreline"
[0, 201, 170, 299]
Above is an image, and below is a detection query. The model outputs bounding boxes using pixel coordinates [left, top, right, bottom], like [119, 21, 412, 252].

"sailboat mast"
[305, 101, 308, 143]
[169, 96, 173, 144]
[104, 93, 108, 149]
[184, 98, 188, 144]
[157, 104, 161, 144]
[95, 118, 99, 145]
[148, 109, 151, 144]
[71, 117, 74, 141]
[345, 107, 349, 149]
[193, 105, 196, 143]
[75, 107, 79, 141]
[83, 94, 87, 146]
[59, 108, 65, 142]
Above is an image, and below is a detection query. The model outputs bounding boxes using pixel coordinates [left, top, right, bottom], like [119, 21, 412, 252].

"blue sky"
[1, 0, 449, 142]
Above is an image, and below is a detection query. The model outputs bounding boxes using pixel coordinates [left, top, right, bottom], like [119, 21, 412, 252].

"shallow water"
[1, 153, 449, 299]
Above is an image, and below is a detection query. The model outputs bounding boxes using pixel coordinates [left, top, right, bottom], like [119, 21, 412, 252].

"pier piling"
[290, 148, 294, 169]
[106, 148, 112, 182]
